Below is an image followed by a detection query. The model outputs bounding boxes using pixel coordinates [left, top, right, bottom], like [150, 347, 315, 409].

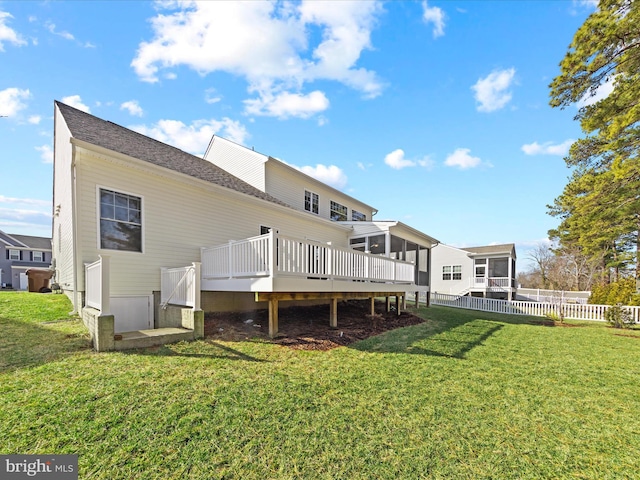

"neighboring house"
[0, 230, 52, 289]
[431, 243, 517, 300]
[52, 101, 439, 345]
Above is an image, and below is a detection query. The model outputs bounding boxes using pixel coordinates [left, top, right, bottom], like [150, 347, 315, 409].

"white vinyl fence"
[84, 255, 110, 314]
[160, 262, 201, 310]
[431, 292, 640, 323]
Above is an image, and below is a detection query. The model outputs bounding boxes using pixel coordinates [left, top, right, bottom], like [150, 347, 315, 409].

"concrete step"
[114, 327, 195, 350]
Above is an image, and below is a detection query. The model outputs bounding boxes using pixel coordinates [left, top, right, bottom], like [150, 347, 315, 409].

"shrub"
[589, 278, 638, 305]
[604, 304, 634, 329]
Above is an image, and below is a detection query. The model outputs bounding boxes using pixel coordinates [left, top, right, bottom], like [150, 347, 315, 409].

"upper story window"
[330, 201, 347, 221]
[33, 251, 44, 262]
[99, 188, 142, 252]
[443, 265, 462, 280]
[8, 249, 20, 261]
[352, 210, 366, 222]
[305, 190, 319, 214]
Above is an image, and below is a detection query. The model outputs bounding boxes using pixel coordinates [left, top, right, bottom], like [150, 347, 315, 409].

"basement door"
[110, 295, 153, 333]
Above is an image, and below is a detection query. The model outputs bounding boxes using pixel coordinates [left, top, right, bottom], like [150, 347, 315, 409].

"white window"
[33, 251, 44, 262]
[9, 249, 20, 261]
[352, 210, 366, 221]
[330, 201, 347, 221]
[305, 190, 319, 214]
[99, 188, 142, 252]
[443, 265, 462, 281]
[452, 265, 462, 280]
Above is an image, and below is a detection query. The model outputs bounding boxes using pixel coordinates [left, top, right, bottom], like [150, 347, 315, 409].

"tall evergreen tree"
[549, 0, 639, 280]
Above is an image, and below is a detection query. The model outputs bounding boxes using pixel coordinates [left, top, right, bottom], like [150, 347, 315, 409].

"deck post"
[370, 297, 375, 316]
[269, 298, 279, 338]
[395, 295, 401, 316]
[330, 298, 338, 328]
[385, 296, 391, 313]
[401, 295, 406, 311]
[415, 291, 420, 308]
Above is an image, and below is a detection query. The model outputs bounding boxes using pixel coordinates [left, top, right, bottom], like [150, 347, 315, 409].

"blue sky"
[0, 0, 597, 271]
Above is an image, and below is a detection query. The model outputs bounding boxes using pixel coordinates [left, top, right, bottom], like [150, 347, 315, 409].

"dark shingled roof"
[55, 101, 290, 208]
[7, 234, 52, 250]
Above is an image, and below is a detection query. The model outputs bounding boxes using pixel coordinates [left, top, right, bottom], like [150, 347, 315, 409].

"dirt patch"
[204, 300, 425, 350]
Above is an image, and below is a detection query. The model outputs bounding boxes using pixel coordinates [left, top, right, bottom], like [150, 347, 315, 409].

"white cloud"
[245, 90, 329, 119]
[0, 87, 30, 117]
[28, 115, 41, 125]
[120, 100, 144, 117]
[130, 118, 248, 155]
[35, 144, 53, 163]
[384, 149, 433, 170]
[577, 76, 615, 107]
[46, 22, 74, 41]
[0, 195, 52, 233]
[422, 1, 445, 38]
[131, 1, 384, 118]
[61, 95, 90, 113]
[444, 148, 482, 170]
[298, 164, 348, 190]
[205, 88, 221, 104]
[472, 68, 516, 112]
[0, 195, 51, 207]
[522, 139, 574, 156]
[0, 11, 26, 50]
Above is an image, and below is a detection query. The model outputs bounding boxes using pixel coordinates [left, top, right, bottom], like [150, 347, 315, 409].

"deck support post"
[415, 291, 420, 308]
[370, 297, 375, 316]
[385, 296, 391, 313]
[396, 295, 401, 316]
[269, 299, 279, 338]
[329, 298, 338, 328]
[401, 295, 406, 311]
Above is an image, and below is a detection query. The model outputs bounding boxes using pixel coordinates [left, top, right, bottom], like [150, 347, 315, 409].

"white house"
[431, 243, 517, 300]
[52, 101, 439, 348]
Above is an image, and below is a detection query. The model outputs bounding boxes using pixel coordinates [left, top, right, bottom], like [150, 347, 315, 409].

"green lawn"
[1, 291, 639, 479]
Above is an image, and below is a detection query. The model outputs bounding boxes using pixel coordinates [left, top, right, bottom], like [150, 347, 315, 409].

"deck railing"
[201, 231, 415, 284]
[432, 292, 640, 323]
[161, 262, 201, 310]
[84, 255, 110, 314]
[472, 277, 515, 289]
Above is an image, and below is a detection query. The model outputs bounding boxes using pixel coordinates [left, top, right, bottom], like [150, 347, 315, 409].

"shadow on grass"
[127, 339, 268, 363]
[0, 316, 90, 372]
[351, 316, 504, 359]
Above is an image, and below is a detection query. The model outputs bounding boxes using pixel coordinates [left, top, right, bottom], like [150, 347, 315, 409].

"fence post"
[99, 255, 110, 315]
[268, 229, 276, 278]
[192, 262, 201, 311]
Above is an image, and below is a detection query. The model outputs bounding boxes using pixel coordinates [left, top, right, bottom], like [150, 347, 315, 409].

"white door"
[110, 296, 153, 333]
[19, 273, 28, 290]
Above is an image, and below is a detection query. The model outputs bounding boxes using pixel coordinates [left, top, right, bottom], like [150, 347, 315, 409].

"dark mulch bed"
[204, 300, 425, 350]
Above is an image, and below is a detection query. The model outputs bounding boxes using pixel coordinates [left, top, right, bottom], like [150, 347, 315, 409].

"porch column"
[507, 256, 513, 301]
[268, 298, 279, 338]
[330, 298, 338, 328]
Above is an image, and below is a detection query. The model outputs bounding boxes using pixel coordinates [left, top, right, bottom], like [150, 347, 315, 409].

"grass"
[1, 291, 639, 479]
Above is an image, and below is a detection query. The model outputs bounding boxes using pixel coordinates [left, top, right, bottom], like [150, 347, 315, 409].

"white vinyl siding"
[203, 137, 267, 191]
[52, 106, 76, 294]
[72, 150, 349, 297]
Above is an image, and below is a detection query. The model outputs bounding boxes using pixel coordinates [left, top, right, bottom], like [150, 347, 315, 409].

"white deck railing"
[84, 255, 110, 314]
[472, 277, 515, 289]
[201, 231, 415, 284]
[432, 292, 640, 323]
[161, 263, 201, 310]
